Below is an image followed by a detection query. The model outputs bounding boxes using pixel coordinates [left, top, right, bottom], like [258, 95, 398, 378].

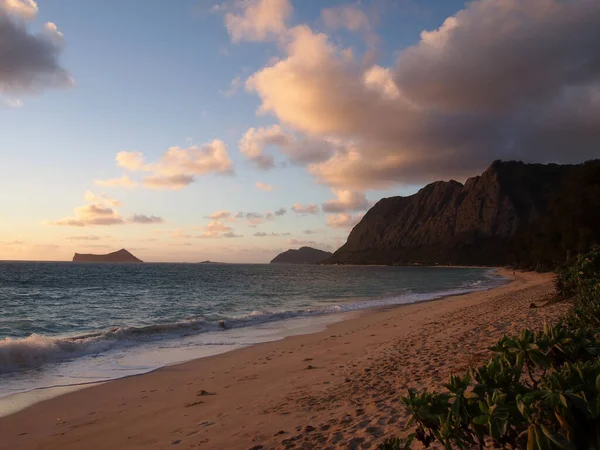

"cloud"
[142, 174, 195, 190]
[322, 190, 370, 213]
[255, 181, 272, 192]
[321, 4, 377, 48]
[222, 232, 243, 238]
[241, 0, 600, 190]
[288, 239, 316, 246]
[238, 124, 337, 169]
[206, 210, 233, 221]
[291, 203, 318, 215]
[49, 203, 125, 227]
[0, 0, 38, 19]
[0, 2, 72, 96]
[238, 126, 276, 169]
[204, 220, 233, 234]
[225, 0, 292, 43]
[254, 231, 283, 237]
[171, 229, 193, 239]
[84, 191, 122, 207]
[235, 211, 265, 226]
[222, 76, 242, 97]
[326, 213, 364, 229]
[95, 175, 137, 189]
[47, 192, 162, 227]
[130, 214, 164, 224]
[66, 235, 102, 241]
[0, 98, 23, 108]
[116, 151, 145, 171]
[0, 239, 25, 246]
[303, 229, 317, 235]
[115, 140, 234, 190]
[274, 207, 287, 216]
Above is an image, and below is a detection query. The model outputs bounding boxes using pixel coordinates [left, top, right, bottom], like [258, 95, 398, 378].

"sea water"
[0, 262, 507, 403]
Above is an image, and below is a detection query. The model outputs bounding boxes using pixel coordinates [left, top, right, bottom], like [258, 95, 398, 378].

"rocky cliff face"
[329, 161, 593, 267]
[73, 249, 143, 263]
[271, 247, 333, 264]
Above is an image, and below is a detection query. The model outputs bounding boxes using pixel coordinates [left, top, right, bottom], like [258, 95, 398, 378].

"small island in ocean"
[72, 249, 143, 263]
[270, 246, 333, 264]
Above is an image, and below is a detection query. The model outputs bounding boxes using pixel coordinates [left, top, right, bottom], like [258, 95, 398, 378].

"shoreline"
[0, 269, 565, 450]
[0, 266, 504, 406]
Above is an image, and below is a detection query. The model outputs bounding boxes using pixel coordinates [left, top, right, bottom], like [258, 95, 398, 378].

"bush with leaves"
[380, 246, 600, 450]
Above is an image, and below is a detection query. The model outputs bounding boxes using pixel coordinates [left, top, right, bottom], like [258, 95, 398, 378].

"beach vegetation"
[381, 246, 600, 449]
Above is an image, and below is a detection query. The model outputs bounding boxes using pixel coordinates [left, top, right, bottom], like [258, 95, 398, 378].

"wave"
[0, 270, 506, 375]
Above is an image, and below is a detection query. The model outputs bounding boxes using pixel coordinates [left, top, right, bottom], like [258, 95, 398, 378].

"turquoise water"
[0, 262, 506, 397]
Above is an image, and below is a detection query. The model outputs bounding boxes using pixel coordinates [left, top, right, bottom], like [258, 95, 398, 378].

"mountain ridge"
[327, 160, 600, 269]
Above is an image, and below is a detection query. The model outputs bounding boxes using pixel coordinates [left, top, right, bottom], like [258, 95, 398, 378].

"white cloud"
[0, 98, 23, 108]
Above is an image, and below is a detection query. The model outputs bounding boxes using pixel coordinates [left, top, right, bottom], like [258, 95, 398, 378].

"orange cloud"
[95, 175, 137, 189]
[225, 0, 292, 43]
[322, 190, 370, 213]
[114, 140, 234, 190]
[241, 0, 600, 190]
[255, 181, 273, 192]
[47, 192, 163, 227]
[291, 203, 318, 215]
[326, 213, 364, 229]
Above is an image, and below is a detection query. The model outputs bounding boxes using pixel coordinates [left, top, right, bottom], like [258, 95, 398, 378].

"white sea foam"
[0, 269, 506, 375]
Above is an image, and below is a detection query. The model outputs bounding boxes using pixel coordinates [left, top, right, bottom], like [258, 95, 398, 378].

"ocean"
[0, 262, 507, 403]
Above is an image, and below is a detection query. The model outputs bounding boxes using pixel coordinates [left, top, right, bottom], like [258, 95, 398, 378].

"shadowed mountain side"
[328, 160, 600, 269]
[73, 249, 143, 263]
[270, 247, 333, 264]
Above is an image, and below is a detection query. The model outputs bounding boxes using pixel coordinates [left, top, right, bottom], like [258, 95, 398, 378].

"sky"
[1, 0, 599, 262]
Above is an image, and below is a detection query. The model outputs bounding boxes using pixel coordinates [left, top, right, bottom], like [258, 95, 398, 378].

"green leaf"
[541, 425, 575, 449]
[472, 415, 488, 425]
[529, 350, 552, 369]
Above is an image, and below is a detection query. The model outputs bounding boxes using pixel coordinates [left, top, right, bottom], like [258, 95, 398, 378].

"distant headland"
[72, 249, 143, 263]
[270, 247, 333, 265]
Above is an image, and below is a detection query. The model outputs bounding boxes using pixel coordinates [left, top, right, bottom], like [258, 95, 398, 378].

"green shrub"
[381, 246, 600, 449]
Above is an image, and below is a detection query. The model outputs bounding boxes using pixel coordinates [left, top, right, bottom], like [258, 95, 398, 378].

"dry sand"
[0, 269, 568, 450]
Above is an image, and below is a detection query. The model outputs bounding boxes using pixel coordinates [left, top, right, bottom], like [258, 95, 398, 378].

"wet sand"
[0, 269, 567, 450]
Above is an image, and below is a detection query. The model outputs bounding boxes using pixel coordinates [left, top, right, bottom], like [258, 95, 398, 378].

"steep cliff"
[271, 247, 333, 264]
[73, 249, 143, 263]
[329, 160, 600, 268]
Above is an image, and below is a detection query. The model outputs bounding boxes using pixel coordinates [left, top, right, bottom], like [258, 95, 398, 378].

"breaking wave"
[0, 269, 506, 374]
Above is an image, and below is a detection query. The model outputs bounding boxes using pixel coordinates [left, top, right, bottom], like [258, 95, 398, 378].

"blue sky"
[1, 0, 598, 261]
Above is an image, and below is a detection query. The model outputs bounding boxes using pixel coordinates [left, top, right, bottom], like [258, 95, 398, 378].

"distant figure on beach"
[218, 320, 227, 329]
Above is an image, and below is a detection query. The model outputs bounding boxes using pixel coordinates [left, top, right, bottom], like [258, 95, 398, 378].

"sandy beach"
[0, 269, 568, 450]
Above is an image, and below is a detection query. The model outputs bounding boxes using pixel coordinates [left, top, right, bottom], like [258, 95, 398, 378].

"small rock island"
[270, 246, 333, 264]
[72, 248, 143, 263]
